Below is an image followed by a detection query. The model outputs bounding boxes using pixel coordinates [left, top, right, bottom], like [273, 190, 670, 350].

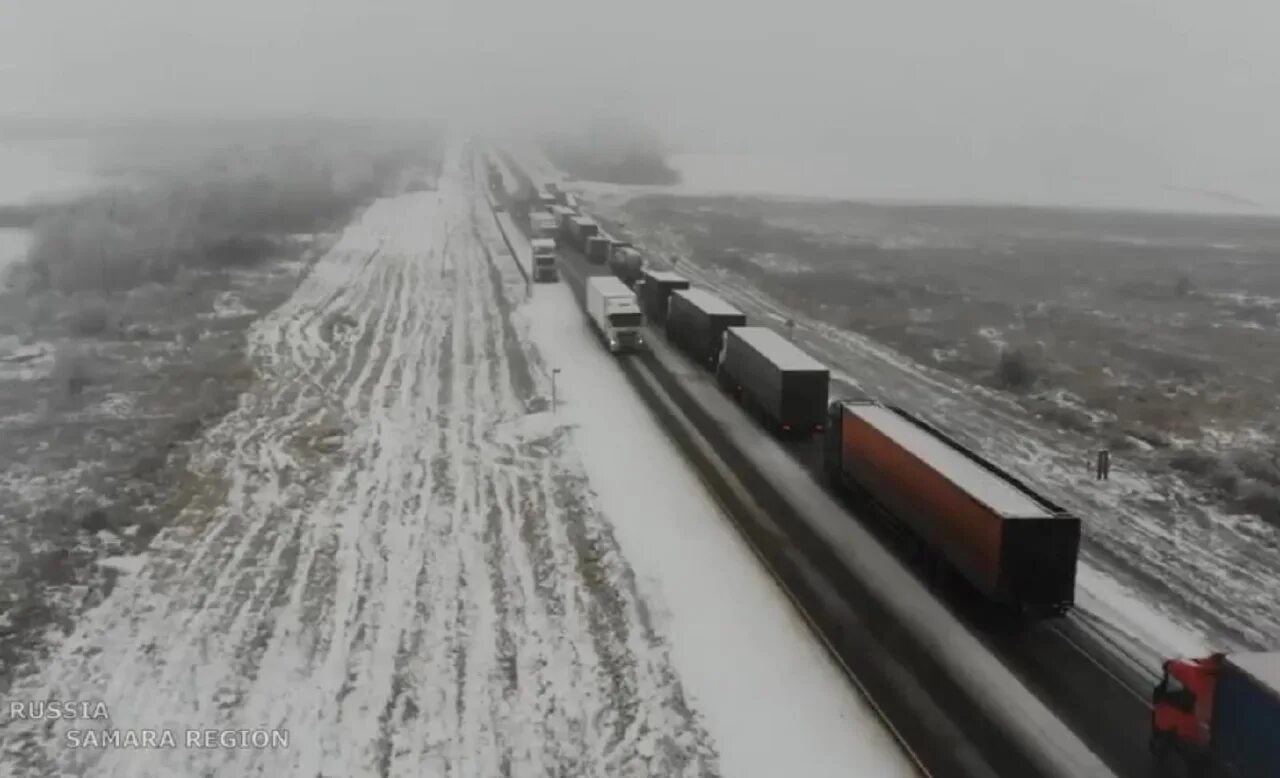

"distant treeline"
[541, 120, 680, 186]
[20, 130, 441, 293]
[0, 204, 55, 229]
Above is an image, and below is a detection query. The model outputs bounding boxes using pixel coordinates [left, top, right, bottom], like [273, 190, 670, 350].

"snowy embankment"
[494, 211, 531, 279]
[475, 157, 531, 281]
[1, 141, 914, 778]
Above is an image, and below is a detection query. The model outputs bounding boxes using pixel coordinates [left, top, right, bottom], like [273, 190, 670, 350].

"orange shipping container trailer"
[824, 400, 1080, 616]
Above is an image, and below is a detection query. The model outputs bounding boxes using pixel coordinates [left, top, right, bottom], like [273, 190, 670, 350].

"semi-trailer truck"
[665, 289, 747, 369]
[717, 326, 829, 437]
[585, 276, 645, 353]
[609, 246, 645, 287]
[535, 188, 558, 209]
[584, 235, 611, 264]
[530, 238, 558, 283]
[823, 399, 1080, 616]
[1152, 651, 1280, 777]
[638, 270, 690, 325]
[566, 216, 599, 251]
[530, 210, 558, 239]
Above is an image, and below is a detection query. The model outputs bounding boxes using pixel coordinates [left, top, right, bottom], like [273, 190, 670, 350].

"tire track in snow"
[2, 144, 720, 778]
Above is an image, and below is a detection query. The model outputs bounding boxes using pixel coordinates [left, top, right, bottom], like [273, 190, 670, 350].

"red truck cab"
[1152, 654, 1221, 763]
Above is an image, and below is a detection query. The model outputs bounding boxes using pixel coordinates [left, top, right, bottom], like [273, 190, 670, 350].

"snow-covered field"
[664, 152, 1275, 215]
[1, 142, 914, 777]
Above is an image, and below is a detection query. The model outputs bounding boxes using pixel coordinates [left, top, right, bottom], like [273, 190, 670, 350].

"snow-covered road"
[1, 142, 914, 777]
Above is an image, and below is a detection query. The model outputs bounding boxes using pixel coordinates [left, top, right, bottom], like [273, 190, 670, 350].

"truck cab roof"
[530, 238, 556, 250]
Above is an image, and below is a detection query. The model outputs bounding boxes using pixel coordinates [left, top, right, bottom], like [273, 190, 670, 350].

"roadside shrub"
[68, 295, 114, 336]
[50, 343, 92, 399]
[541, 120, 680, 186]
[24, 135, 436, 294]
[996, 347, 1036, 390]
[1237, 482, 1280, 527]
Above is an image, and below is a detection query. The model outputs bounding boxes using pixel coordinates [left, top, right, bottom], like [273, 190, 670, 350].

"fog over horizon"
[4, 0, 1280, 211]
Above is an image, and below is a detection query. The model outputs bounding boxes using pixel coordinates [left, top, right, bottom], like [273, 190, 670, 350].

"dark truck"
[637, 270, 689, 325]
[824, 400, 1080, 616]
[717, 326, 828, 438]
[608, 245, 645, 287]
[564, 215, 599, 252]
[1152, 651, 1280, 778]
[665, 289, 747, 369]
[584, 235, 611, 264]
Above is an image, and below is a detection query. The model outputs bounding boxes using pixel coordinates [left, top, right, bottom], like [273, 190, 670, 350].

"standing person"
[1096, 448, 1111, 481]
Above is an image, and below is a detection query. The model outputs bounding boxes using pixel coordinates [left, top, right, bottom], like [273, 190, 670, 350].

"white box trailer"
[531, 238, 558, 283]
[585, 276, 645, 353]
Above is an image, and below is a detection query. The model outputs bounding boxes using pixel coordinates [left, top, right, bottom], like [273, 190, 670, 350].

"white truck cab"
[530, 238, 558, 283]
[585, 276, 645, 353]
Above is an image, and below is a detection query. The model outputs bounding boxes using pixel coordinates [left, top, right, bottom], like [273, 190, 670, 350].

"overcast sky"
[3, 0, 1279, 209]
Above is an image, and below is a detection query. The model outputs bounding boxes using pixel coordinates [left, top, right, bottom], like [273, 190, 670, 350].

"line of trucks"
[514, 176, 1279, 778]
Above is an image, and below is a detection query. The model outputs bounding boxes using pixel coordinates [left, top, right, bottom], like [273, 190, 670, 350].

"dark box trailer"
[665, 289, 747, 369]
[638, 270, 689, 324]
[823, 400, 1080, 616]
[566, 216, 599, 251]
[1211, 652, 1280, 778]
[584, 235, 611, 264]
[718, 326, 829, 437]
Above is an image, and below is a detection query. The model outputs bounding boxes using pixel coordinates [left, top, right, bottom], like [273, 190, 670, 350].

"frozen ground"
[588, 191, 1280, 657]
[2, 142, 912, 777]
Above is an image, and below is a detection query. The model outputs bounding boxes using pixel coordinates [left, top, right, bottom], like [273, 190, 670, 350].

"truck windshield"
[609, 313, 643, 328]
